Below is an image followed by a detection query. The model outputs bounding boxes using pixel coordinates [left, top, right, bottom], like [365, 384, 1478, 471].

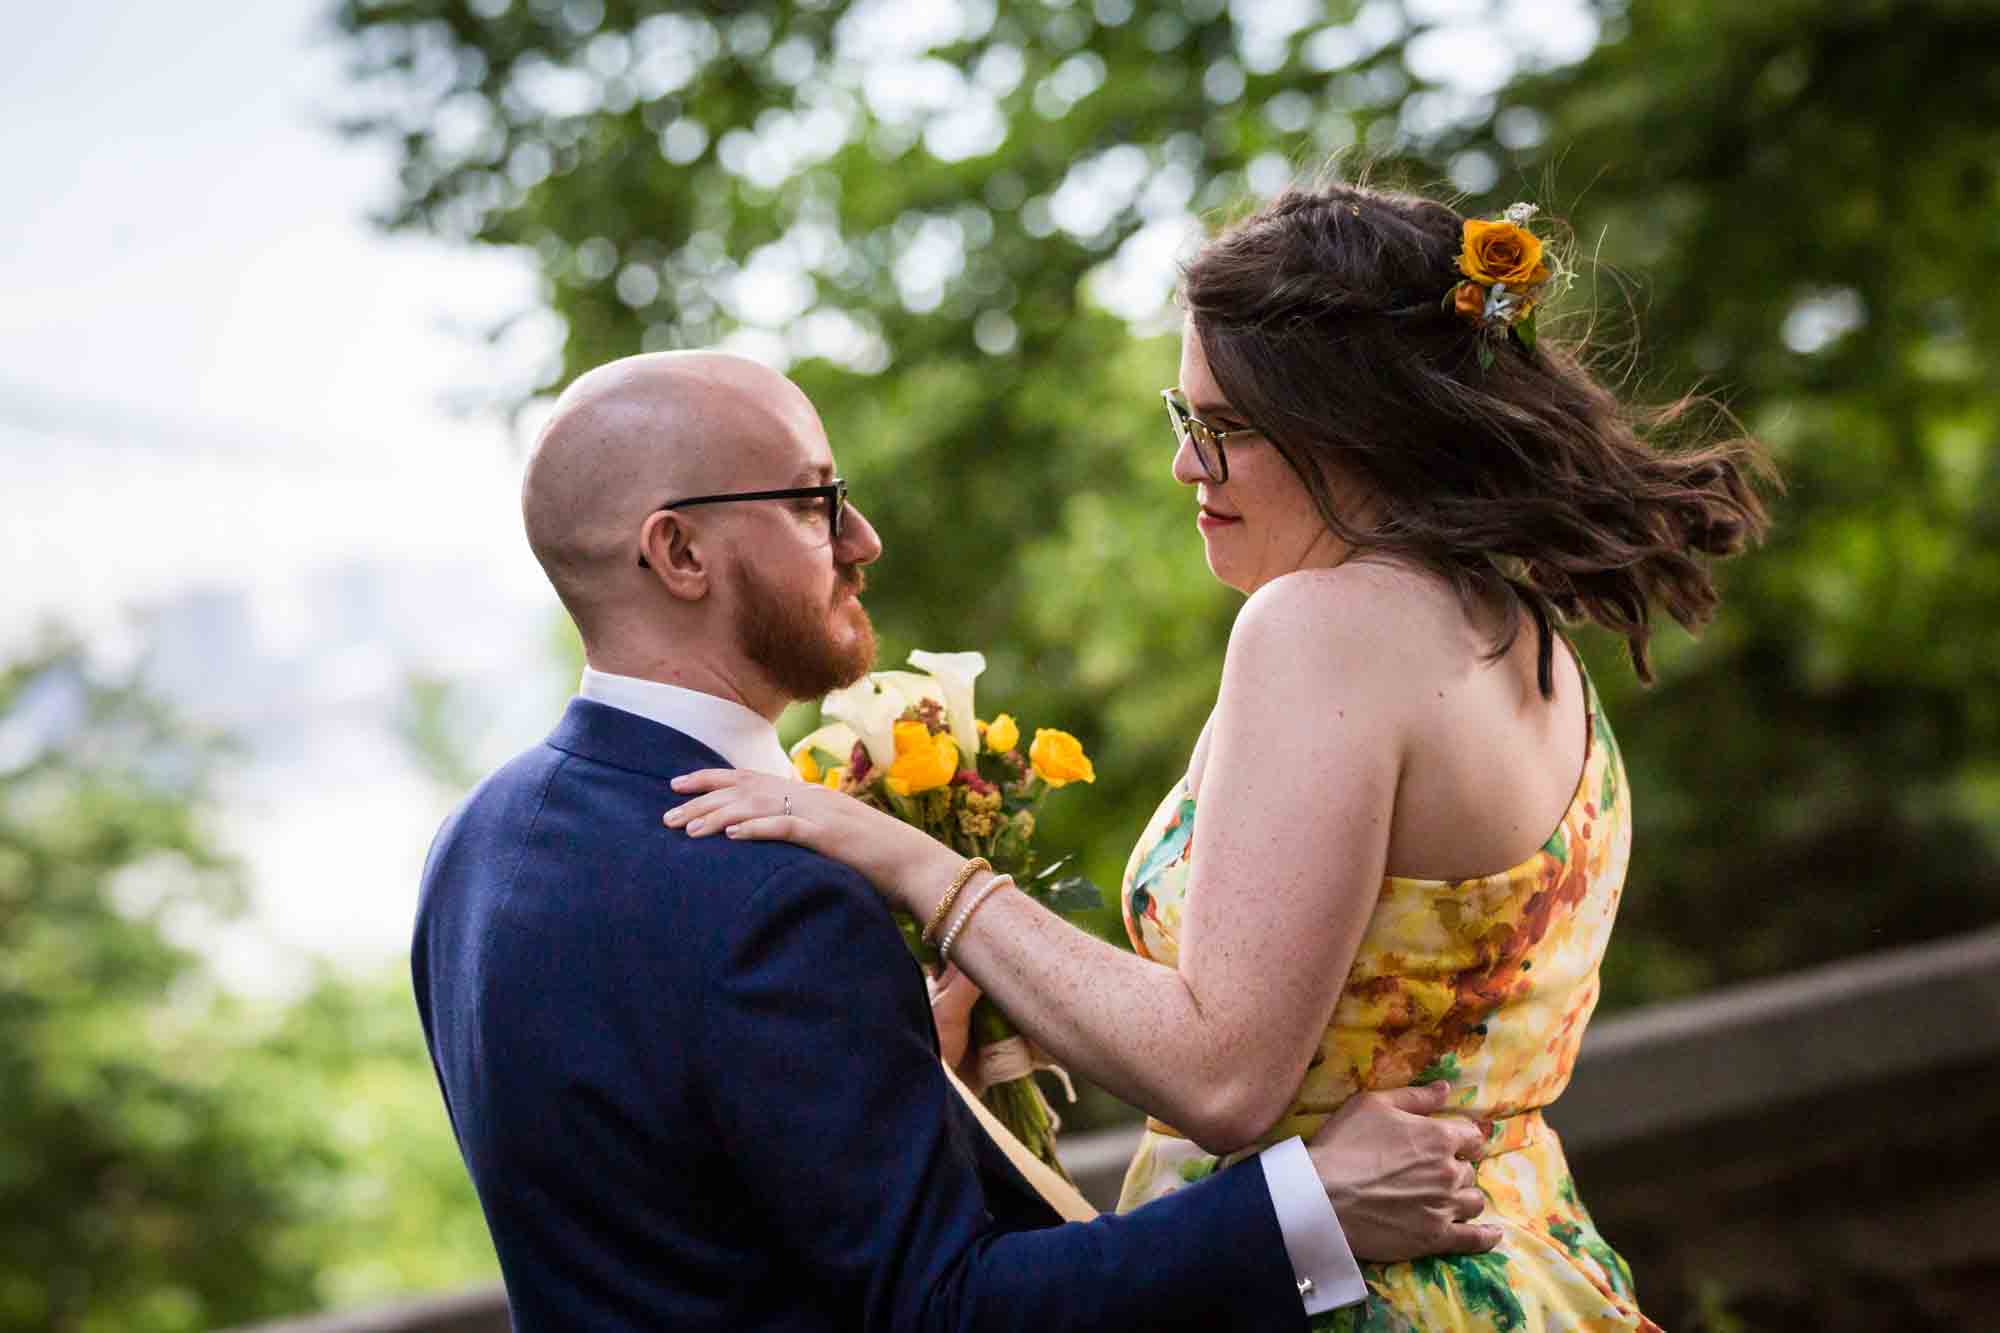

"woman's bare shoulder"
[1209, 566, 1468, 781]
[1226, 561, 1461, 680]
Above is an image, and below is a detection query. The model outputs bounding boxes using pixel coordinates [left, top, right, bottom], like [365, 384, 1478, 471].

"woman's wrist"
[939, 873, 1011, 964]
[922, 856, 992, 945]
[896, 837, 975, 920]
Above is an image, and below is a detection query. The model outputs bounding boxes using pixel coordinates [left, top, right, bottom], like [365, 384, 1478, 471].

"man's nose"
[838, 503, 883, 565]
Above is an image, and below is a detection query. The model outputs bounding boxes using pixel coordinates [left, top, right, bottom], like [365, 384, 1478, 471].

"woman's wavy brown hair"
[1181, 179, 1775, 693]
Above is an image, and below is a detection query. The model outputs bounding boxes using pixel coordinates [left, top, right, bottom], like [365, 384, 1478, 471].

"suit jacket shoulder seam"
[498, 747, 571, 904]
[542, 739, 678, 785]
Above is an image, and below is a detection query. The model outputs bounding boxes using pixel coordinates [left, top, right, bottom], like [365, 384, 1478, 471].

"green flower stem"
[892, 914, 1071, 1178]
[971, 997, 1075, 1184]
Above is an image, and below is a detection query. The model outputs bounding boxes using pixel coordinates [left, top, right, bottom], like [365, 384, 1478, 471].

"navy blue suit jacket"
[414, 699, 1305, 1331]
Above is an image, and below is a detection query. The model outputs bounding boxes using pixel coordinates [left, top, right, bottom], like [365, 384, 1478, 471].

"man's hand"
[1304, 1083, 1501, 1262]
[927, 963, 982, 1083]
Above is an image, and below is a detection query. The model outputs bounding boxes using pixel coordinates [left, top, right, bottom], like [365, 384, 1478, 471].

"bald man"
[413, 352, 1494, 1331]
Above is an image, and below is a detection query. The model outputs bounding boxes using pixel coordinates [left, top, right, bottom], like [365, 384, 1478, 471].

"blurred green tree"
[1436, 0, 2000, 1002]
[325, 0, 1457, 943]
[0, 637, 492, 1331]
[224, 963, 498, 1311]
[0, 633, 314, 1331]
[328, 0, 1998, 1012]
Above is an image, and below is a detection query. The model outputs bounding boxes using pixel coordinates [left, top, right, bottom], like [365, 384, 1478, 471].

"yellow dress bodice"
[1116, 659, 1658, 1331]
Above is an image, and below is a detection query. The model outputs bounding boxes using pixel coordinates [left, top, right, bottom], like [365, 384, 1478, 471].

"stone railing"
[226, 1285, 508, 1333]
[231, 924, 2000, 1332]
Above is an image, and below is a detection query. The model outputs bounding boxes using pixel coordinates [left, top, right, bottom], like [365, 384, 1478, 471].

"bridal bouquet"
[789, 649, 1101, 1180]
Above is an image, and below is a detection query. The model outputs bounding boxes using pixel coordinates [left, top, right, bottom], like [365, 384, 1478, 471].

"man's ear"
[639, 510, 708, 601]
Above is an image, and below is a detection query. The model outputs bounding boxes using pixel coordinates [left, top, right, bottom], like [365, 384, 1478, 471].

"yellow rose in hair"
[984, 713, 1020, 753]
[885, 720, 959, 796]
[1458, 219, 1550, 289]
[792, 747, 821, 784]
[1029, 728, 1095, 787]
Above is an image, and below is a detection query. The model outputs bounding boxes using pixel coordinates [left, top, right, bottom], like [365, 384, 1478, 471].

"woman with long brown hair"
[671, 178, 1770, 1329]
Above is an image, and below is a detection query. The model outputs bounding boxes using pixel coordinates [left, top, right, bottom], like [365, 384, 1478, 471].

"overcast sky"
[1, 2, 565, 992]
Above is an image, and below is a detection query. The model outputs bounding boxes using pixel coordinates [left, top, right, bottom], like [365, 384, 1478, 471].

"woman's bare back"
[1190, 563, 1588, 884]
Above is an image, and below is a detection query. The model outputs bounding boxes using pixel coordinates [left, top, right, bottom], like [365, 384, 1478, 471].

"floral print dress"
[1117, 660, 1659, 1332]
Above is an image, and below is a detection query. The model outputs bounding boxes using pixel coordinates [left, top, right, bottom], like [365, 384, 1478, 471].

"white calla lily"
[791, 721, 859, 765]
[866, 671, 948, 709]
[820, 677, 910, 769]
[907, 649, 987, 757]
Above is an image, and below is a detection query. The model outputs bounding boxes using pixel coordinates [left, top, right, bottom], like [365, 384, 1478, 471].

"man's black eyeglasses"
[1162, 388, 1258, 484]
[637, 479, 848, 568]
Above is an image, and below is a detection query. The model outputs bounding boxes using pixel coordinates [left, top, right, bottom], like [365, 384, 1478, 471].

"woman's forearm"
[664, 735, 1369, 1150]
[937, 874, 1290, 1153]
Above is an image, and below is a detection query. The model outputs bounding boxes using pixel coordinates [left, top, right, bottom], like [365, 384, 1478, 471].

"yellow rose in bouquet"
[886, 720, 959, 795]
[1029, 728, 1095, 787]
[788, 649, 1101, 1179]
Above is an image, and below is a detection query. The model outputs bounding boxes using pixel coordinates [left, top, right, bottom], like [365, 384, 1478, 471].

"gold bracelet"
[939, 874, 1011, 964]
[922, 856, 991, 945]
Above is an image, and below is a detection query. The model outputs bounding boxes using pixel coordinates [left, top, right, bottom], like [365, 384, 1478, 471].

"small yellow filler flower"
[984, 713, 1021, 753]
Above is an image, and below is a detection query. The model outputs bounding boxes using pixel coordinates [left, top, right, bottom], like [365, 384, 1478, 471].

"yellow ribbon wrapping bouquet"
[790, 650, 1100, 1179]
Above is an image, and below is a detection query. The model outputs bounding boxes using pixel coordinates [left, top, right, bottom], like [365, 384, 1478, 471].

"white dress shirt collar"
[578, 667, 796, 780]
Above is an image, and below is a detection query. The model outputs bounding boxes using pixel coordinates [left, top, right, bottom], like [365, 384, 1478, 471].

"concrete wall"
[1543, 925, 2000, 1329]
[230, 926, 2000, 1332]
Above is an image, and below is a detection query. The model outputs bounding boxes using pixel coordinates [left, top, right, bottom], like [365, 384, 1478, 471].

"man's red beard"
[730, 559, 876, 703]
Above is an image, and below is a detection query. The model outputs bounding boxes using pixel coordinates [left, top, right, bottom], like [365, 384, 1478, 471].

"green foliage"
[328, 0, 1997, 1032]
[1034, 874, 1103, 915]
[327, 0, 1443, 916]
[394, 673, 487, 793]
[223, 966, 497, 1310]
[1438, 0, 2000, 1004]
[0, 637, 491, 1331]
[0, 634, 304, 1331]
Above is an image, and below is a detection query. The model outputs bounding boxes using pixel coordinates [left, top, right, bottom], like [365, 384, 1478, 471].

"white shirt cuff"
[1257, 1135, 1368, 1314]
